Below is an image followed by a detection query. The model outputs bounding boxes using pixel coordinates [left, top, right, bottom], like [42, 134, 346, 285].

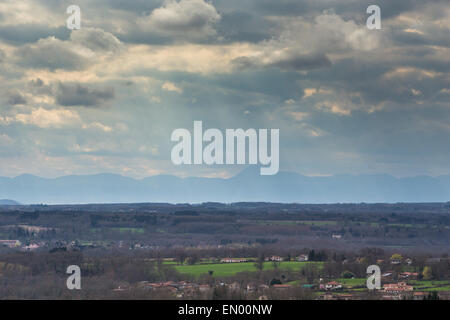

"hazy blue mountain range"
[0, 199, 21, 205]
[1, 168, 450, 204]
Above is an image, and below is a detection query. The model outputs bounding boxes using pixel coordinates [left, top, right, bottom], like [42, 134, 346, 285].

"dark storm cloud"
[16, 38, 87, 71]
[306, 57, 450, 108]
[0, 25, 70, 45]
[70, 28, 122, 52]
[34, 0, 163, 14]
[391, 28, 450, 48]
[270, 54, 332, 71]
[94, 0, 163, 13]
[232, 53, 332, 72]
[6, 92, 27, 105]
[55, 83, 115, 107]
[216, 11, 275, 43]
[241, 0, 444, 19]
[29, 78, 44, 87]
[116, 30, 172, 45]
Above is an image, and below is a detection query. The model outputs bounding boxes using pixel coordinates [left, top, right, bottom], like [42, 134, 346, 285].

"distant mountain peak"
[0, 172, 449, 204]
[0, 199, 21, 205]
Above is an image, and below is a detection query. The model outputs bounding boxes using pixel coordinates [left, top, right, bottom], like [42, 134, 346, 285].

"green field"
[91, 227, 145, 234]
[421, 285, 450, 292]
[112, 227, 145, 234]
[336, 278, 366, 287]
[408, 280, 450, 291]
[256, 220, 337, 226]
[174, 261, 322, 278]
[408, 280, 449, 285]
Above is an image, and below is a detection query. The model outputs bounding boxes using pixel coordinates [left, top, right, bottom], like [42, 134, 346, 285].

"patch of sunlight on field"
[174, 261, 322, 278]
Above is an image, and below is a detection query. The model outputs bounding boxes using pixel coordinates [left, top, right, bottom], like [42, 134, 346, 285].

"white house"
[298, 254, 309, 262]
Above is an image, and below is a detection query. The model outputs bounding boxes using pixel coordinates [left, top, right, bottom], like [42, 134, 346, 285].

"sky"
[0, 0, 449, 179]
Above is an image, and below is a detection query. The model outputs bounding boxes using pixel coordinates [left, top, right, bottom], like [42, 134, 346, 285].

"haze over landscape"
[0, 0, 449, 184]
[1, 168, 450, 204]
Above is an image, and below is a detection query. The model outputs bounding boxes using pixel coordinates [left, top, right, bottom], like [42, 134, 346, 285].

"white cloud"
[0, 1, 59, 26]
[303, 88, 333, 98]
[278, 11, 382, 53]
[315, 101, 351, 116]
[16, 37, 88, 71]
[298, 123, 326, 137]
[231, 11, 383, 73]
[82, 121, 113, 132]
[139, 0, 220, 40]
[8, 107, 81, 128]
[162, 81, 183, 93]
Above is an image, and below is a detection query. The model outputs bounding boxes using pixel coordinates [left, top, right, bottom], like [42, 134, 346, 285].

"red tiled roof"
[273, 284, 292, 288]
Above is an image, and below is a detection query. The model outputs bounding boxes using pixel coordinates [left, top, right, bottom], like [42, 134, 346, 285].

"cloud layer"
[0, 0, 449, 179]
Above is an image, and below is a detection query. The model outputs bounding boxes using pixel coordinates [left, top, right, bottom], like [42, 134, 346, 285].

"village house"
[267, 255, 283, 262]
[297, 254, 309, 262]
[22, 243, 41, 251]
[381, 272, 394, 282]
[272, 284, 292, 290]
[399, 272, 419, 280]
[138, 280, 205, 297]
[246, 282, 269, 293]
[220, 258, 247, 263]
[320, 281, 343, 291]
[0, 240, 21, 248]
[383, 282, 413, 295]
